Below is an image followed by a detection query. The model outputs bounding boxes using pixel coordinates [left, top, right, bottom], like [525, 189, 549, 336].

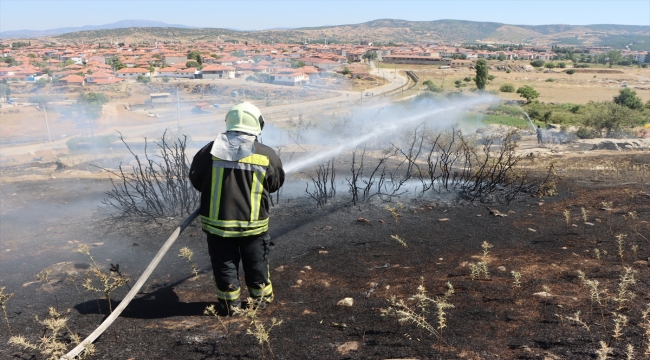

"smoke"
[257, 94, 499, 174]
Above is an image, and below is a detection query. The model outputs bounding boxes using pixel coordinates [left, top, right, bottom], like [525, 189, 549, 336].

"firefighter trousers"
[206, 232, 273, 303]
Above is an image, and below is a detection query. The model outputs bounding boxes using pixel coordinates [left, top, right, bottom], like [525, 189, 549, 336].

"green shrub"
[530, 60, 545, 67]
[544, 63, 556, 69]
[499, 84, 515, 92]
[66, 135, 118, 151]
[575, 127, 599, 139]
[546, 78, 554, 82]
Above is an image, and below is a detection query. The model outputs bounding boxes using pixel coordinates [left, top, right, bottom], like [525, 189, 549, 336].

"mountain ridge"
[3, 19, 648, 48]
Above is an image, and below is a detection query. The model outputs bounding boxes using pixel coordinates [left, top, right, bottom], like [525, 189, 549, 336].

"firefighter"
[190, 102, 284, 315]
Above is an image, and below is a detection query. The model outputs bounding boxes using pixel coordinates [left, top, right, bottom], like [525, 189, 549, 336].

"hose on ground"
[61, 208, 201, 360]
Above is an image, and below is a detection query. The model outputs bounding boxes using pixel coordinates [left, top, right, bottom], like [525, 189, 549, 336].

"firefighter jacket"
[190, 134, 284, 237]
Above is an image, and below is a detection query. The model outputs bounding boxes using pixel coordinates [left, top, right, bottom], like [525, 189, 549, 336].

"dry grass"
[395, 63, 650, 104]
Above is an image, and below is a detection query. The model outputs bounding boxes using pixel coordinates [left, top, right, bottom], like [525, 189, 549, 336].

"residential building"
[115, 67, 150, 79]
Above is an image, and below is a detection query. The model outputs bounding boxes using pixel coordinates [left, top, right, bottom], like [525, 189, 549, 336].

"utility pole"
[176, 89, 181, 130]
[43, 107, 52, 142]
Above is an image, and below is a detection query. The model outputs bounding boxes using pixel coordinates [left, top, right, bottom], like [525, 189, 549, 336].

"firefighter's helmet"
[225, 102, 265, 136]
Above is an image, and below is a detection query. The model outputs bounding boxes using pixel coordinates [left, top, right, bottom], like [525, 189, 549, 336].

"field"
[379, 62, 650, 104]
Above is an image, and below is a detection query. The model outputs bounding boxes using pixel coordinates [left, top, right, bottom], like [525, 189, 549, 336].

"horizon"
[1, 0, 649, 32]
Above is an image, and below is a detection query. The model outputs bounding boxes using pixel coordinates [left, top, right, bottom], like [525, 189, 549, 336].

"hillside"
[19, 19, 650, 46]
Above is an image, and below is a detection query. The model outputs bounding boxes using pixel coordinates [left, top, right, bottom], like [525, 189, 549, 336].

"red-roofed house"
[58, 74, 85, 86]
[201, 65, 235, 79]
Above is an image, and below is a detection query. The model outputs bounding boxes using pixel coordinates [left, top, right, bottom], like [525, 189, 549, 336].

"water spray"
[283, 96, 498, 175]
[60, 208, 200, 360]
[516, 105, 537, 131]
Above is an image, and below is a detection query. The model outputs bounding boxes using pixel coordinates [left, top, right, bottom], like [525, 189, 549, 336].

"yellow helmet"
[225, 102, 264, 136]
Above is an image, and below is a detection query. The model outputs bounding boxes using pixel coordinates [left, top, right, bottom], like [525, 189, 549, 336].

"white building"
[271, 72, 306, 86]
[115, 67, 150, 79]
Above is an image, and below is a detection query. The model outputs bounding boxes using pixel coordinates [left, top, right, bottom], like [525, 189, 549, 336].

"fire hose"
[61, 208, 201, 360]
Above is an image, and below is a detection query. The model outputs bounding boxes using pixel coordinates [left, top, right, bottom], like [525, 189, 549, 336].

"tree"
[290, 59, 305, 68]
[187, 50, 202, 64]
[544, 62, 556, 69]
[606, 50, 622, 68]
[28, 94, 54, 107]
[107, 56, 125, 70]
[423, 79, 442, 93]
[557, 62, 566, 68]
[566, 69, 575, 78]
[613, 88, 644, 110]
[341, 67, 351, 76]
[64, 59, 76, 66]
[77, 91, 109, 136]
[362, 51, 378, 61]
[497, 53, 506, 61]
[474, 58, 488, 90]
[585, 102, 640, 137]
[530, 60, 545, 67]
[516, 85, 539, 103]
[186, 60, 201, 69]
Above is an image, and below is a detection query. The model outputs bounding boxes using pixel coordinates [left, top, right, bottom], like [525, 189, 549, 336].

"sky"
[1, 0, 649, 31]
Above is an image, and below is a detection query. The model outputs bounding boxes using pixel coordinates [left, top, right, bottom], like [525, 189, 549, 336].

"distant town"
[1, 38, 648, 89]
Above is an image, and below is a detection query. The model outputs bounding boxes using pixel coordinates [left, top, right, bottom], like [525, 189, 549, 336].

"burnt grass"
[2, 158, 650, 359]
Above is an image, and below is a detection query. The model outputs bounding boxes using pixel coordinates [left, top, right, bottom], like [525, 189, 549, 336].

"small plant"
[581, 207, 589, 234]
[566, 311, 593, 342]
[36, 269, 59, 310]
[390, 234, 408, 249]
[204, 304, 230, 336]
[386, 203, 406, 248]
[563, 209, 571, 233]
[616, 234, 627, 262]
[469, 242, 493, 280]
[612, 312, 628, 340]
[382, 279, 455, 351]
[612, 267, 636, 310]
[0, 286, 14, 336]
[8, 307, 96, 360]
[625, 344, 635, 360]
[511, 271, 522, 287]
[179, 246, 200, 279]
[596, 340, 613, 360]
[578, 270, 607, 332]
[602, 201, 613, 234]
[231, 296, 282, 359]
[77, 245, 130, 313]
[595, 248, 602, 261]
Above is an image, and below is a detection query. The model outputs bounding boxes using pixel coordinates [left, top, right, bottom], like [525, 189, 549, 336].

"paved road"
[0, 66, 408, 159]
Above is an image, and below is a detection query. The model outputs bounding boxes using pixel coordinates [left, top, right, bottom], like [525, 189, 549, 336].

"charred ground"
[1, 153, 649, 359]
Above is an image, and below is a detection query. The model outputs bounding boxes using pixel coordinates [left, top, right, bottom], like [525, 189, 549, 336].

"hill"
[0, 20, 194, 39]
[6, 19, 649, 47]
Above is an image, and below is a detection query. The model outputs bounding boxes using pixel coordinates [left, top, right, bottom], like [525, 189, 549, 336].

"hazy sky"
[1, 0, 649, 31]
